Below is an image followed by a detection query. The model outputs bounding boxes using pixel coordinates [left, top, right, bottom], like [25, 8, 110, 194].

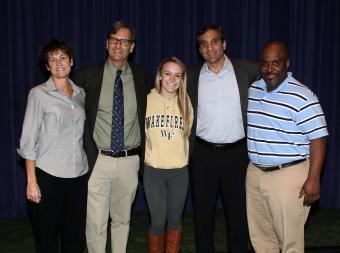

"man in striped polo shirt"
[246, 41, 328, 252]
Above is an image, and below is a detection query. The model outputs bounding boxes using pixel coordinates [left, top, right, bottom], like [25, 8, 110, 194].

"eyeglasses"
[108, 36, 132, 47]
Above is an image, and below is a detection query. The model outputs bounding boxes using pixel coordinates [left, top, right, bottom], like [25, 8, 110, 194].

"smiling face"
[46, 50, 73, 80]
[260, 43, 290, 92]
[106, 27, 135, 69]
[198, 29, 226, 67]
[159, 61, 184, 99]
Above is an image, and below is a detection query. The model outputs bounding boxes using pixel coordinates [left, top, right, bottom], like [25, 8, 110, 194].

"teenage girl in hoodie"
[144, 57, 193, 253]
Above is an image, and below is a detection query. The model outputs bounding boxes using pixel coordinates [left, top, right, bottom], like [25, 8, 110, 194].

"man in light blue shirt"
[187, 24, 260, 253]
[246, 41, 328, 252]
[197, 55, 245, 143]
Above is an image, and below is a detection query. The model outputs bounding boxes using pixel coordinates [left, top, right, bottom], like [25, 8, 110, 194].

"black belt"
[99, 147, 140, 158]
[254, 158, 307, 172]
[196, 136, 246, 150]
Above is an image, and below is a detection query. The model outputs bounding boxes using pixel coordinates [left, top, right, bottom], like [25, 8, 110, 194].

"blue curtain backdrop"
[1, 0, 339, 218]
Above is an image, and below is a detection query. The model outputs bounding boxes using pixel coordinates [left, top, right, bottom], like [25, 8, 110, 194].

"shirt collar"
[201, 55, 233, 76]
[69, 79, 81, 96]
[105, 59, 130, 75]
[45, 77, 80, 96]
[45, 77, 58, 92]
[258, 72, 293, 92]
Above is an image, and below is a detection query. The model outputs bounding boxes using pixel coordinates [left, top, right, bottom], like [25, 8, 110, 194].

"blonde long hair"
[155, 57, 191, 137]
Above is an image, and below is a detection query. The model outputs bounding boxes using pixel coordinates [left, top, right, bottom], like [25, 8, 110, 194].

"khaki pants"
[246, 160, 310, 253]
[86, 153, 139, 253]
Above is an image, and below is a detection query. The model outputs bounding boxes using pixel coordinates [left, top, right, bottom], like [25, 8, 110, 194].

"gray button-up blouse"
[17, 77, 88, 178]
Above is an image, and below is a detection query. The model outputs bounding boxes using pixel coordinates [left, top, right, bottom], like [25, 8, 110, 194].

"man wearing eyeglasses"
[74, 21, 150, 253]
[187, 24, 260, 253]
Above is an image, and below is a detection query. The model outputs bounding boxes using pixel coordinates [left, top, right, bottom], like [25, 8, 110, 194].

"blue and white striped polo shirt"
[247, 72, 328, 165]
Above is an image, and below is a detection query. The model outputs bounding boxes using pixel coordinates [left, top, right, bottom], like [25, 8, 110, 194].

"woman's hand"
[27, 181, 42, 203]
[25, 159, 42, 203]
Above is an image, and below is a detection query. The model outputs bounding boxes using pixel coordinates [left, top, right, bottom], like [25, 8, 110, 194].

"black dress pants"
[190, 139, 249, 253]
[28, 168, 87, 253]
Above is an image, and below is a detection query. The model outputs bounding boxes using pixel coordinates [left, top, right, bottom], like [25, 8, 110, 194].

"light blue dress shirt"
[197, 55, 245, 143]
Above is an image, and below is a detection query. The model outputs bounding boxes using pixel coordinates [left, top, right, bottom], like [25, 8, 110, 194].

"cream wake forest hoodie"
[144, 89, 193, 169]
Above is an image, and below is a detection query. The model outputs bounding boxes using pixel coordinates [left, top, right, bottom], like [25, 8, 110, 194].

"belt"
[253, 158, 307, 172]
[196, 136, 246, 150]
[99, 147, 140, 158]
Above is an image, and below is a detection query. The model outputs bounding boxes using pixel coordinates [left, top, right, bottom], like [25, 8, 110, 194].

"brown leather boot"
[148, 233, 165, 253]
[165, 229, 182, 253]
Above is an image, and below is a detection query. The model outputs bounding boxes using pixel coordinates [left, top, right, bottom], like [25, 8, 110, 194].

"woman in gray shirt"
[17, 38, 88, 253]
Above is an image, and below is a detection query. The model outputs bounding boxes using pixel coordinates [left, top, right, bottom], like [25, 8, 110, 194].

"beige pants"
[246, 160, 311, 253]
[86, 153, 139, 253]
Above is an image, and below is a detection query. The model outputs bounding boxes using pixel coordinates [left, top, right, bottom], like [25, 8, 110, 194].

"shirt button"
[71, 105, 74, 109]
[72, 154, 75, 157]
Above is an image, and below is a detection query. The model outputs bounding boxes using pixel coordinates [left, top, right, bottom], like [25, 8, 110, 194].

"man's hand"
[299, 177, 320, 206]
[299, 137, 327, 206]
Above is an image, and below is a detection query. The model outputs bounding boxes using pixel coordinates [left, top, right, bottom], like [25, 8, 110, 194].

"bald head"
[260, 41, 290, 92]
[262, 41, 289, 59]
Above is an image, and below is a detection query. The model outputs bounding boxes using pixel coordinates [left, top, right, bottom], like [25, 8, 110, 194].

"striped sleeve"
[294, 90, 328, 140]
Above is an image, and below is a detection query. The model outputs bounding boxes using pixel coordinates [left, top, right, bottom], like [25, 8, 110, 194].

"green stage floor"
[0, 207, 339, 252]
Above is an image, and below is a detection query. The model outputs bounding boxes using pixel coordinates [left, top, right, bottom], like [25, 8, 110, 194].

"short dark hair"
[39, 38, 74, 66]
[196, 24, 226, 44]
[262, 41, 289, 59]
[106, 20, 135, 41]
